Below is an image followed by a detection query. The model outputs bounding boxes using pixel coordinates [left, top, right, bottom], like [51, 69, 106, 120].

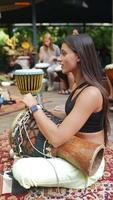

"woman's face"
[44, 36, 51, 47]
[60, 43, 79, 74]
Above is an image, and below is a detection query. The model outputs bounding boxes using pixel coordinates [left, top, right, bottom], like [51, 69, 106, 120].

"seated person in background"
[12, 33, 110, 190]
[6, 56, 22, 79]
[57, 70, 75, 95]
[39, 32, 60, 91]
[55, 65, 69, 94]
[57, 28, 79, 94]
[72, 28, 79, 35]
[58, 73, 70, 95]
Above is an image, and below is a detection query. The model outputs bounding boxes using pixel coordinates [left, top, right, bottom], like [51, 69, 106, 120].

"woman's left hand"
[22, 93, 37, 108]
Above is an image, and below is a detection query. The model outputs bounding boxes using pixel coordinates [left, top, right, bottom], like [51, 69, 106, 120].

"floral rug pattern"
[0, 132, 113, 200]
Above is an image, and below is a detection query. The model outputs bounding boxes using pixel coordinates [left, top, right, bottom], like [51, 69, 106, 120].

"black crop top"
[65, 83, 104, 133]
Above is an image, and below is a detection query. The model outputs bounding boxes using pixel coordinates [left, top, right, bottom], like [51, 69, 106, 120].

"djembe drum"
[52, 136, 104, 176]
[9, 108, 62, 158]
[14, 69, 44, 95]
[105, 64, 113, 86]
[9, 107, 104, 176]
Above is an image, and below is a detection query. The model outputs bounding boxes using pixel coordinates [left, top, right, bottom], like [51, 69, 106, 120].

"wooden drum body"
[105, 64, 113, 86]
[14, 69, 44, 94]
[52, 136, 104, 176]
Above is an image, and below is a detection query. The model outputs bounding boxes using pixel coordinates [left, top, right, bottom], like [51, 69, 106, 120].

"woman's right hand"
[22, 93, 37, 108]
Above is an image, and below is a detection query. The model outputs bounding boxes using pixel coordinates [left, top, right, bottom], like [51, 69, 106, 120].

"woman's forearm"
[48, 109, 66, 120]
[32, 109, 62, 147]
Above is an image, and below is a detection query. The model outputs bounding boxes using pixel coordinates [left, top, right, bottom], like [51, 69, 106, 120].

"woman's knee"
[12, 158, 28, 177]
[47, 67, 54, 73]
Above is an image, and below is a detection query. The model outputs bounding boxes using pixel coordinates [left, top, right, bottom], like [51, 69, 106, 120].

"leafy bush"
[0, 25, 112, 71]
[86, 26, 112, 67]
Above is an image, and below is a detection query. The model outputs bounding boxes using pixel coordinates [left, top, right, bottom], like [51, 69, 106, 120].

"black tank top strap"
[74, 82, 88, 91]
[72, 82, 90, 102]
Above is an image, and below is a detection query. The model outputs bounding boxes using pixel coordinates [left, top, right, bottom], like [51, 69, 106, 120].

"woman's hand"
[49, 55, 57, 62]
[22, 93, 37, 108]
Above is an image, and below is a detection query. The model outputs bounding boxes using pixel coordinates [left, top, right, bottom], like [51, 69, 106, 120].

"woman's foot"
[64, 89, 71, 95]
[47, 86, 54, 92]
[58, 90, 70, 95]
[109, 98, 113, 104]
[58, 90, 65, 94]
[109, 106, 113, 112]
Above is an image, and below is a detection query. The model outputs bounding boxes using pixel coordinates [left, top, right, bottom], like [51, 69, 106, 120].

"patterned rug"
[0, 95, 25, 116]
[0, 131, 113, 200]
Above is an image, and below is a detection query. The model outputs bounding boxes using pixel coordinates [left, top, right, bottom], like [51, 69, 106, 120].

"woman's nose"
[57, 56, 61, 63]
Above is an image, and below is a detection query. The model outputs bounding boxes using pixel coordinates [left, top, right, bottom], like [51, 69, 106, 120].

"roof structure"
[0, 0, 112, 25]
[0, 0, 44, 12]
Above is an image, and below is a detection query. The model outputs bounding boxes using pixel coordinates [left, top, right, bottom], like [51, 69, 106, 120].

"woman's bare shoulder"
[76, 86, 103, 112]
[83, 86, 102, 98]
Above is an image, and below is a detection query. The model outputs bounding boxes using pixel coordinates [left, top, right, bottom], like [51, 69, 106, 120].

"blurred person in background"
[39, 32, 60, 91]
[6, 56, 22, 79]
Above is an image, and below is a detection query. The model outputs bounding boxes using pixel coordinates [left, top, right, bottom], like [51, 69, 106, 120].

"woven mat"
[0, 131, 113, 199]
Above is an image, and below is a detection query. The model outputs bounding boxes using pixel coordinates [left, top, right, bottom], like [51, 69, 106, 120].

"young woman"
[12, 33, 110, 190]
[39, 32, 60, 91]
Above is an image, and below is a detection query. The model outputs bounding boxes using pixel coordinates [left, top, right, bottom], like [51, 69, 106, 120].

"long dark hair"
[64, 33, 110, 145]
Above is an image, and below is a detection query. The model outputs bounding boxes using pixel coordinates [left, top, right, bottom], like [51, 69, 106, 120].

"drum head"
[14, 69, 44, 75]
[35, 63, 50, 69]
[105, 64, 113, 70]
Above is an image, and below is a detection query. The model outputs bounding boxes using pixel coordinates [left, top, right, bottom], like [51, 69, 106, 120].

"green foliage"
[0, 29, 9, 71]
[1, 25, 112, 51]
[12, 27, 33, 47]
[85, 26, 112, 66]
[36, 25, 74, 50]
[0, 29, 9, 47]
[86, 26, 112, 51]
[0, 25, 112, 70]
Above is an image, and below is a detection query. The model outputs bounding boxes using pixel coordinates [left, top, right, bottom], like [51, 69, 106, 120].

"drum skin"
[14, 69, 44, 94]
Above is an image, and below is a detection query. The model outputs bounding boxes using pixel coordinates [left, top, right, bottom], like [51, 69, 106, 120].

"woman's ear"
[76, 54, 80, 62]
